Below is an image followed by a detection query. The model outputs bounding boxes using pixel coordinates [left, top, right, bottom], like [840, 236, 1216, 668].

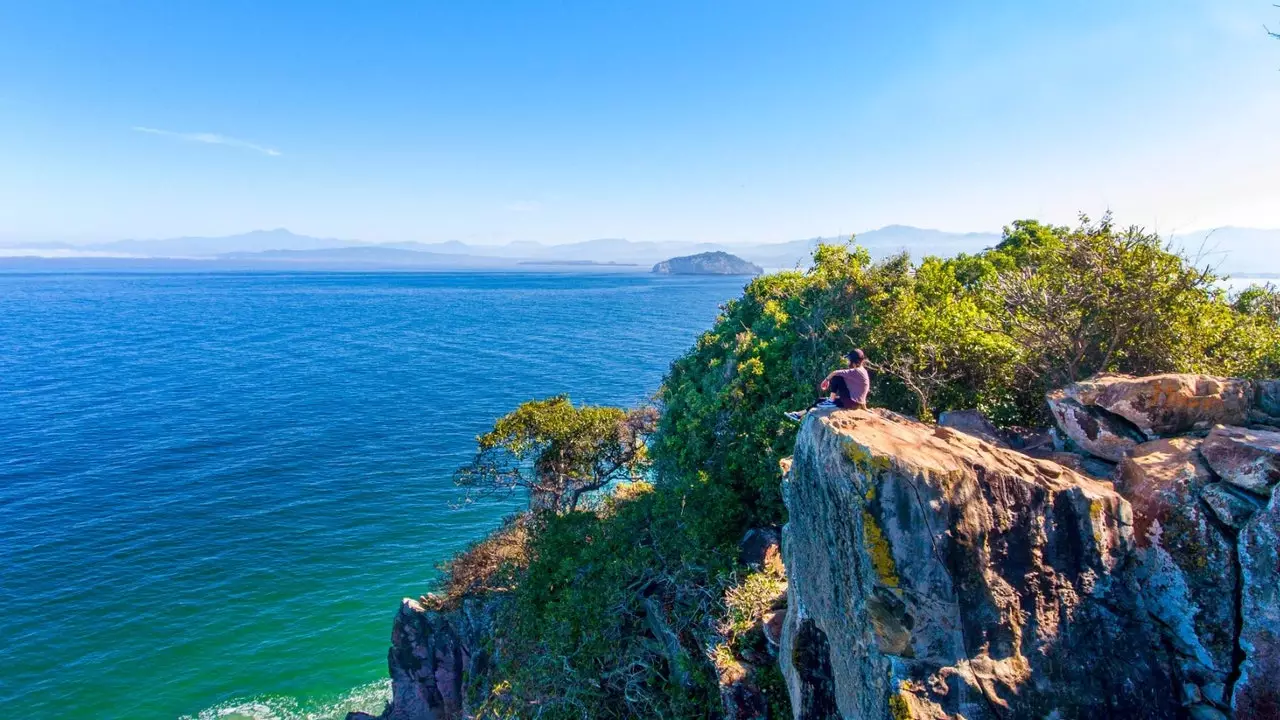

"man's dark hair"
[846, 349, 867, 364]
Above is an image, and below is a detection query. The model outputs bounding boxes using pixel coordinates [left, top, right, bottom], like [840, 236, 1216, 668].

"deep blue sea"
[0, 271, 744, 719]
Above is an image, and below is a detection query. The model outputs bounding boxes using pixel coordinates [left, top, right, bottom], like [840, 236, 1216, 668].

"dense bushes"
[446, 215, 1280, 718]
[474, 477, 746, 718]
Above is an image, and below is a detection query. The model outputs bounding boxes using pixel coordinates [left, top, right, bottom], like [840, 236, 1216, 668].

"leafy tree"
[868, 255, 1018, 422]
[987, 214, 1219, 387]
[455, 396, 658, 514]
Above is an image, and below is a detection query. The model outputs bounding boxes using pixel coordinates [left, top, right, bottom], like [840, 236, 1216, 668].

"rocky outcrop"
[347, 596, 503, 720]
[1046, 373, 1268, 462]
[780, 408, 1178, 718]
[1046, 373, 1280, 720]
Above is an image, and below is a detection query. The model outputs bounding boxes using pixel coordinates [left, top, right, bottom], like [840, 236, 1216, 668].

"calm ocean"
[0, 271, 744, 719]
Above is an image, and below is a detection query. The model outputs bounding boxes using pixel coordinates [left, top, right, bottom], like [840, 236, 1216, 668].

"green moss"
[844, 442, 893, 483]
[754, 663, 791, 718]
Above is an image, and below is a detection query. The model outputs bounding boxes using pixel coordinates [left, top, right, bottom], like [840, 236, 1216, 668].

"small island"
[651, 251, 763, 276]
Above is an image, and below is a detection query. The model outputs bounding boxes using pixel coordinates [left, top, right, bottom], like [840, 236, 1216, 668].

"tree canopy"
[455, 396, 658, 514]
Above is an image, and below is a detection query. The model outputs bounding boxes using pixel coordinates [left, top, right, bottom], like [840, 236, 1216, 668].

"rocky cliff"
[781, 375, 1280, 719]
[355, 373, 1280, 720]
[348, 595, 504, 720]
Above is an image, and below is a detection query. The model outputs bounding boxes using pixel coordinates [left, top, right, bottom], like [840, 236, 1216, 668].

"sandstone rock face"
[780, 409, 1177, 719]
[1200, 425, 1280, 496]
[1057, 374, 1253, 439]
[1118, 438, 1237, 686]
[348, 596, 501, 720]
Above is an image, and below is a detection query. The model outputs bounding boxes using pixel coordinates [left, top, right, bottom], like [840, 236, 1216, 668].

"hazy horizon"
[3, 220, 1274, 250]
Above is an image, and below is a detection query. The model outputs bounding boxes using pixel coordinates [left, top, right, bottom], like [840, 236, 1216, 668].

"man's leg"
[829, 376, 852, 408]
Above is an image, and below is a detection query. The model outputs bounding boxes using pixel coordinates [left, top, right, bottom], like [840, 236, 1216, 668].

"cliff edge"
[781, 408, 1177, 718]
[781, 376, 1280, 719]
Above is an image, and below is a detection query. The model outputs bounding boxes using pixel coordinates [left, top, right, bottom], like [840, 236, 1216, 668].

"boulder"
[937, 409, 1008, 448]
[1234, 488, 1280, 719]
[1054, 374, 1253, 440]
[1045, 393, 1145, 461]
[780, 408, 1177, 719]
[1118, 438, 1238, 683]
[1200, 482, 1263, 530]
[1199, 425, 1280, 496]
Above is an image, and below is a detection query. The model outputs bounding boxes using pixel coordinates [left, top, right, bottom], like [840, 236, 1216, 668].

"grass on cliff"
[442, 214, 1280, 719]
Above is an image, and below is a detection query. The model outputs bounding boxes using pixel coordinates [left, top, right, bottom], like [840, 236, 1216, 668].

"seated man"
[786, 349, 870, 421]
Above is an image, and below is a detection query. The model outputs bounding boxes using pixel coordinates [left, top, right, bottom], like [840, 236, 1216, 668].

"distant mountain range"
[2, 225, 1276, 275]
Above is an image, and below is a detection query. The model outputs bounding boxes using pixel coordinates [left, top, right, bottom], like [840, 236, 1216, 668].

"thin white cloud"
[505, 200, 542, 213]
[132, 126, 282, 157]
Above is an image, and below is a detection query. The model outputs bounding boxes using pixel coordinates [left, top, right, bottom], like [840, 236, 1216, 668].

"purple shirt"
[829, 367, 870, 404]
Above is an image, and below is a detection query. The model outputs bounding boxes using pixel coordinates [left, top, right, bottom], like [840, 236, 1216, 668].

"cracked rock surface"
[781, 375, 1280, 720]
[779, 408, 1177, 719]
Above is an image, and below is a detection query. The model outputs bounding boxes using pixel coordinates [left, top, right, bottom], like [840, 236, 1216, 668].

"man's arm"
[819, 370, 835, 390]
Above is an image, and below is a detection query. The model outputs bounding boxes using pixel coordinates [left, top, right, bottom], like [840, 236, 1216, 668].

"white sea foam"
[181, 680, 389, 720]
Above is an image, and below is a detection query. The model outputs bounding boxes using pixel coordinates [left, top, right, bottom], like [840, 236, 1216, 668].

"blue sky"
[1, 0, 1277, 245]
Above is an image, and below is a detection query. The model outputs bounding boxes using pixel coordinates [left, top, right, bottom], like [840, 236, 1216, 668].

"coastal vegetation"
[429, 214, 1280, 718]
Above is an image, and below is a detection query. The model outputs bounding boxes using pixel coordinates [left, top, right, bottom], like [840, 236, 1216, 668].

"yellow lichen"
[844, 440, 891, 475]
[863, 510, 900, 588]
[844, 442, 872, 468]
[888, 691, 913, 720]
[1088, 499, 1107, 544]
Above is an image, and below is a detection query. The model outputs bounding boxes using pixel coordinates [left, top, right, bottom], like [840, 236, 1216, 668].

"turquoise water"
[0, 271, 743, 719]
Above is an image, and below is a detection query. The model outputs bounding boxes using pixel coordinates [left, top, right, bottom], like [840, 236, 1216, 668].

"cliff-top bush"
[655, 213, 1280, 525]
